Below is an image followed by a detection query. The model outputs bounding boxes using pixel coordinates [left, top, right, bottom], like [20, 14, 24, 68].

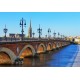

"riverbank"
[72, 45, 80, 67]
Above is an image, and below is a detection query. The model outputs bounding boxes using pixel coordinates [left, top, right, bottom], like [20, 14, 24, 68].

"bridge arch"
[37, 43, 46, 53]
[53, 42, 56, 49]
[0, 47, 16, 64]
[59, 42, 62, 47]
[19, 45, 36, 58]
[47, 43, 52, 51]
[56, 42, 59, 48]
[62, 42, 64, 47]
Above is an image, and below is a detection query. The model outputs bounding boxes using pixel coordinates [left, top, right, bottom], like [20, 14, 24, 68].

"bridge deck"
[0, 39, 69, 44]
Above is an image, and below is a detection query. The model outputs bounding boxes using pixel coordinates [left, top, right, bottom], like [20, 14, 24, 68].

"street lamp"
[58, 32, 60, 38]
[53, 31, 56, 39]
[20, 18, 26, 41]
[65, 36, 67, 40]
[61, 35, 62, 39]
[63, 35, 64, 39]
[48, 28, 51, 38]
[32, 32, 35, 38]
[3, 25, 8, 41]
[45, 35, 47, 38]
[37, 24, 42, 39]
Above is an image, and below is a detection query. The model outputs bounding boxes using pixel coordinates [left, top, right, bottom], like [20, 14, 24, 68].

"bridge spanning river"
[0, 38, 79, 67]
[0, 44, 79, 67]
[0, 38, 70, 65]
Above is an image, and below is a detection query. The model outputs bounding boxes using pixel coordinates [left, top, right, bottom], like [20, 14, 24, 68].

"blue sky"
[0, 12, 80, 37]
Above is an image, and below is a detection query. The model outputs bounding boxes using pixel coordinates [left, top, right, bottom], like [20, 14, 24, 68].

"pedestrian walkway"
[73, 45, 80, 67]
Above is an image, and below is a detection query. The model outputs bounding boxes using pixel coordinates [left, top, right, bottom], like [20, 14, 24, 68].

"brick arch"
[19, 45, 36, 58]
[47, 43, 52, 50]
[61, 42, 64, 47]
[0, 47, 16, 63]
[59, 42, 62, 47]
[64, 42, 67, 46]
[53, 42, 56, 49]
[37, 43, 46, 53]
[57, 42, 62, 48]
[56, 42, 59, 48]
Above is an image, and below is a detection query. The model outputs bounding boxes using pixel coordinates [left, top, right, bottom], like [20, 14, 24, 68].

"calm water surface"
[1, 44, 79, 67]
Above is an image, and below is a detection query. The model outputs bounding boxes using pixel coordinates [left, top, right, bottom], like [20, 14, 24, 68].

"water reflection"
[22, 51, 54, 67]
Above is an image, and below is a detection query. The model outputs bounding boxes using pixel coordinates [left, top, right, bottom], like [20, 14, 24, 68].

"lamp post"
[45, 35, 47, 38]
[32, 32, 35, 38]
[63, 35, 64, 39]
[53, 31, 56, 39]
[58, 32, 60, 38]
[3, 25, 8, 41]
[65, 36, 67, 40]
[48, 28, 51, 38]
[20, 18, 26, 41]
[61, 35, 63, 39]
[11, 36, 12, 41]
[37, 24, 42, 39]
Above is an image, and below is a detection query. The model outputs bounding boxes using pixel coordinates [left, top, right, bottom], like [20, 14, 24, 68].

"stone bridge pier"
[0, 39, 70, 64]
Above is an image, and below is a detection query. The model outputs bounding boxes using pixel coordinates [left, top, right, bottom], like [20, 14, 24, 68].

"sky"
[0, 12, 80, 37]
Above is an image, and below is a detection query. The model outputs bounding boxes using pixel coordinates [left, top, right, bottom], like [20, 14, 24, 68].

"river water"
[0, 44, 79, 67]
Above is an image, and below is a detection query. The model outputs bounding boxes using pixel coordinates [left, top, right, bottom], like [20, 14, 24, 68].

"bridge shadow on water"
[0, 44, 78, 67]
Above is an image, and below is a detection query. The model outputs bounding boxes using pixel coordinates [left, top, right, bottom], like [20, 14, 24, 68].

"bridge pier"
[14, 57, 23, 65]
[33, 53, 39, 58]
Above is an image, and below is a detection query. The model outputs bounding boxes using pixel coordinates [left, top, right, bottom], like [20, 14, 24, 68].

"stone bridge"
[0, 39, 70, 64]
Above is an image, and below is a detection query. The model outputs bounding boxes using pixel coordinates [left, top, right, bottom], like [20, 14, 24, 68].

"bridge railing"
[0, 37, 69, 43]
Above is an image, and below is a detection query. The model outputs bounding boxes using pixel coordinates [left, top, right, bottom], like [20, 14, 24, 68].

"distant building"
[16, 34, 25, 38]
[74, 38, 80, 42]
[74, 37, 80, 44]
[9, 34, 16, 38]
[68, 36, 74, 41]
[28, 20, 32, 38]
[9, 33, 25, 38]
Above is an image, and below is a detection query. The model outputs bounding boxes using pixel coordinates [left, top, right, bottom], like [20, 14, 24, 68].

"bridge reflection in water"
[0, 44, 79, 67]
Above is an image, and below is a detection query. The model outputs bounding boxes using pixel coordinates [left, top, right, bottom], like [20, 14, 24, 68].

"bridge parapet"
[0, 37, 69, 42]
